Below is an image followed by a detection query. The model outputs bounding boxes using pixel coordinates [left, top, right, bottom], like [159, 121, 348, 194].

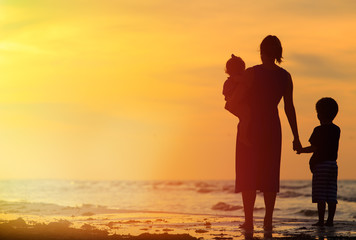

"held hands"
[293, 138, 302, 154]
[296, 145, 315, 154]
[296, 148, 303, 155]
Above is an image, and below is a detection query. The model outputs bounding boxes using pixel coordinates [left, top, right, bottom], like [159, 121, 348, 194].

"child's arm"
[297, 145, 316, 154]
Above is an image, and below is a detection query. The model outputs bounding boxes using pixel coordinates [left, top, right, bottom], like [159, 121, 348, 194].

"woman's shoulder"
[244, 65, 262, 78]
[278, 66, 291, 77]
[246, 64, 262, 72]
[246, 65, 290, 77]
[247, 64, 289, 72]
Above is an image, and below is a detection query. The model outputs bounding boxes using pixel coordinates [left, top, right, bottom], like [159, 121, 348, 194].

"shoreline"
[1, 210, 355, 240]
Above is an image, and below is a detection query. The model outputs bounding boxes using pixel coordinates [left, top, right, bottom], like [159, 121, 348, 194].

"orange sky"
[0, 1, 355, 180]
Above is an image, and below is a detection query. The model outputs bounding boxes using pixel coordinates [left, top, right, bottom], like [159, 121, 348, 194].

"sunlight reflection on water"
[0, 179, 355, 221]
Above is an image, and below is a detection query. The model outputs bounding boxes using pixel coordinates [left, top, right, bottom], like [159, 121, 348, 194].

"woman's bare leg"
[242, 190, 256, 228]
[263, 191, 277, 229]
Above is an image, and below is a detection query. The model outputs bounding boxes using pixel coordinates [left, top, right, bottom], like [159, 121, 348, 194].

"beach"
[1, 204, 356, 239]
[1, 180, 356, 239]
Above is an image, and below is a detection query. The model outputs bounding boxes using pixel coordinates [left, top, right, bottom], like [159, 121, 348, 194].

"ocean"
[0, 179, 355, 221]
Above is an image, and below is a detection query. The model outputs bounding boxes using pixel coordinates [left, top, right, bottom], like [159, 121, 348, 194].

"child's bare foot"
[312, 221, 324, 227]
[325, 221, 334, 227]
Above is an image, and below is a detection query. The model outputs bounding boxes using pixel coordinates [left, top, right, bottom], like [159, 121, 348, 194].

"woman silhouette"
[235, 35, 301, 230]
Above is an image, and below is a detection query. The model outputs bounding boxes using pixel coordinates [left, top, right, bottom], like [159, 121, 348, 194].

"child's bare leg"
[326, 203, 336, 226]
[313, 201, 325, 226]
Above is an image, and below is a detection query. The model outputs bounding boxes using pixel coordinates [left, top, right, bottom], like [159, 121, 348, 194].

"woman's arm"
[283, 73, 302, 151]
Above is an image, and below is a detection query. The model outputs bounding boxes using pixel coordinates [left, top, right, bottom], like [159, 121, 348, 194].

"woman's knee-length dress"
[235, 65, 289, 193]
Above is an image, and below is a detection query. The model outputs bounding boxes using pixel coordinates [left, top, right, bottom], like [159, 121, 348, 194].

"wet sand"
[1, 206, 356, 240]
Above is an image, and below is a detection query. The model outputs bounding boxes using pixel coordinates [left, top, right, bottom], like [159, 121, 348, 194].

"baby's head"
[316, 97, 338, 124]
[225, 54, 245, 76]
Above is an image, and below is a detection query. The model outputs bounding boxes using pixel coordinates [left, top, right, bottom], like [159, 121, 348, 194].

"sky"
[0, 0, 355, 180]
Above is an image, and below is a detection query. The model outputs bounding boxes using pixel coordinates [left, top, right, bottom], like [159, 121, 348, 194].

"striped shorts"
[312, 161, 338, 204]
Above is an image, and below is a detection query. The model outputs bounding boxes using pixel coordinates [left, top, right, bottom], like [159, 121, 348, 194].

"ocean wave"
[194, 182, 219, 193]
[165, 181, 184, 186]
[338, 195, 356, 203]
[280, 184, 310, 190]
[298, 209, 318, 217]
[0, 200, 123, 217]
[195, 183, 235, 194]
[278, 191, 307, 198]
[195, 182, 216, 188]
[197, 188, 215, 193]
[222, 185, 235, 193]
[211, 202, 242, 211]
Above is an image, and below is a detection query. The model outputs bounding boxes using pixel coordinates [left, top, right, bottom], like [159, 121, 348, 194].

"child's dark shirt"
[309, 123, 340, 172]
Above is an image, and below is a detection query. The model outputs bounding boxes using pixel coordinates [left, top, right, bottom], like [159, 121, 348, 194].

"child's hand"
[296, 145, 314, 154]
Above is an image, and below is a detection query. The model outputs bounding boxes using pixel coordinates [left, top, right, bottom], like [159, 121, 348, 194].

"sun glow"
[0, 1, 355, 180]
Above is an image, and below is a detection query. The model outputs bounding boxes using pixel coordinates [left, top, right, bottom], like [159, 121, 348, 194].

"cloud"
[274, 0, 356, 18]
[288, 53, 354, 81]
[171, 65, 223, 87]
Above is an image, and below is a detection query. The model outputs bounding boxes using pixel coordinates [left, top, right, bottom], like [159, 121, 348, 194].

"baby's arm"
[297, 145, 316, 154]
[223, 79, 237, 101]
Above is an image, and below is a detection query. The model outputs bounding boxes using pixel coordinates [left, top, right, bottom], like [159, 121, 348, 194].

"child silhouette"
[298, 97, 340, 227]
[223, 54, 251, 145]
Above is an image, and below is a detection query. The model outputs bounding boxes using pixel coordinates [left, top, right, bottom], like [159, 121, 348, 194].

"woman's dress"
[235, 65, 290, 193]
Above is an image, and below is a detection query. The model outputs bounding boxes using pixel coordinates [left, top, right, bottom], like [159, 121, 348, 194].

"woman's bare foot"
[263, 219, 273, 231]
[263, 224, 273, 231]
[239, 222, 254, 231]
